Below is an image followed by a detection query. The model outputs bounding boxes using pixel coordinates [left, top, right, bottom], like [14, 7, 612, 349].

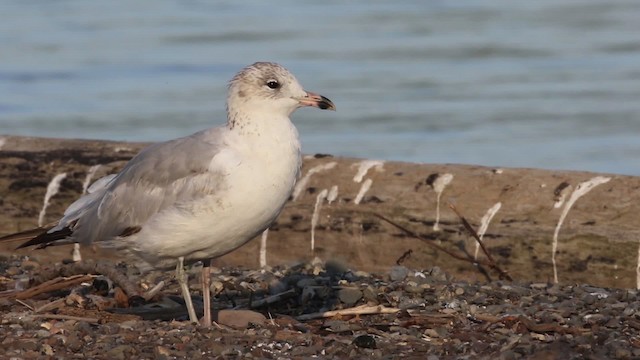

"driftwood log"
[1, 135, 639, 288]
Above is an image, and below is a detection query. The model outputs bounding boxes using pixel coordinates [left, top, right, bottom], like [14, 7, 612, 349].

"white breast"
[129, 119, 301, 269]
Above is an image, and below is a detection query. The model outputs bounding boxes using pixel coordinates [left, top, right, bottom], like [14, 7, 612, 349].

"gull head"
[227, 62, 335, 118]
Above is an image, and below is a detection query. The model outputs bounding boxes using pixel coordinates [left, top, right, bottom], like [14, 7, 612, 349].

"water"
[1, 0, 640, 175]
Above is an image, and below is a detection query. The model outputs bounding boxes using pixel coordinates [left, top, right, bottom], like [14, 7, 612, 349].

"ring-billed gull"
[0, 62, 335, 327]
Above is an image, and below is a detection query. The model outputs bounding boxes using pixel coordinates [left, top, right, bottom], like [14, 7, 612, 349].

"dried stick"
[297, 304, 400, 321]
[31, 314, 100, 323]
[31, 260, 140, 297]
[448, 204, 512, 281]
[1, 274, 95, 300]
[239, 289, 297, 309]
[395, 249, 413, 266]
[375, 213, 512, 281]
[449, 204, 497, 264]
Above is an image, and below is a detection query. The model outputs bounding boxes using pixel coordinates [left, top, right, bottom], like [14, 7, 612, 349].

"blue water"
[1, 0, 640, 175]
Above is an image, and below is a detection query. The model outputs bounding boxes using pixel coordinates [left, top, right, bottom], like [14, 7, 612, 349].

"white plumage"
[6, 62, 335, 326]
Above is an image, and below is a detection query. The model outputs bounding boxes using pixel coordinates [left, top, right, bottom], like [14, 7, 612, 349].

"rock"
[217, 310, 266, 329]
[353, 334, 376, 349]
[389, 266, 409, 282]
[338, 288, 363, 306]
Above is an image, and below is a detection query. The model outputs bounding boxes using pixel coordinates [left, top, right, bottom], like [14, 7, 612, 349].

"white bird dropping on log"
[4, 62, 335, 327]
[552, 176, 611, 283]
[474, 202, 502, 260]
[292, 162, 337, 201]
[38, 173, 67, 227]
[311, 189, 329, 251]
[431, 173, 454, 231]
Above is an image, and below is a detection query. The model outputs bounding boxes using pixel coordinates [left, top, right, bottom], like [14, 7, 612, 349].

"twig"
[143, 281, 165, 301]
[297, 304, 400, 321]
[516, 315, 589, 335]
[448, 204, 512, 281]
[395, 249, 413, 266]
[449, 204, 496, 264]
[375, 213, 512, 281]
[35, 298, 67, 313]
[1, 274, 95, 300]
[32, 260, 140, 297]
[473, 313, 589, 335]
[239, 289, 297, 309]
[31, 314, 100, 323]
[15, 299, 34, 311]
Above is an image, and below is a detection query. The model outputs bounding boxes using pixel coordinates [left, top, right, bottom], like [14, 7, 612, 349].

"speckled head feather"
[226, 62, 308, 119]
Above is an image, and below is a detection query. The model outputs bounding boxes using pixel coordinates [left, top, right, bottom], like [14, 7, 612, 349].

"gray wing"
[54, 127, 228, 245]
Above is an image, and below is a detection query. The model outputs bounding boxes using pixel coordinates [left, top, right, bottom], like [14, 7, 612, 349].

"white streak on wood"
[38, 173, 67, 227]
[474, 202, 502, 260]
[432, 173, 454, 231]
[553, 185, 573, 209]
[311, 189, 329, 251]
[292, 162, 337, 201]
[259, 229, 269, 268]
[352, 160, 385, 183]
[354, 178, 373, 205]
[327, 185, 339, 204]
[81, 165, 102, 194]
[552, 176, 611, 283]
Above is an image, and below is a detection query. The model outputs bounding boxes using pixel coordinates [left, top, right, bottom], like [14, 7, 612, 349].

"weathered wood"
[1, 135, 638, 288]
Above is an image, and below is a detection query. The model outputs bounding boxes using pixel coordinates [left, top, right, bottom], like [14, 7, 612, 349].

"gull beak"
[296, 91, 336, 111]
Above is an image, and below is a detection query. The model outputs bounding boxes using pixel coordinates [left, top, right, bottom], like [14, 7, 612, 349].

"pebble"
[218, 310, 267, 329]
[353, 334, 376, 349]
[389, 266, 409, 281]
[338, 288, 363, 305]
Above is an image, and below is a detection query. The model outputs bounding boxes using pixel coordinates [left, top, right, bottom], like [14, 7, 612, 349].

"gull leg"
[176, 256, 198, 323]
[201, 259, 212, 327]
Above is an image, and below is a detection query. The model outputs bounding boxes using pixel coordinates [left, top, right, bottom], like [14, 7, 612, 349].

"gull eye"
[266, 80, 280, 89]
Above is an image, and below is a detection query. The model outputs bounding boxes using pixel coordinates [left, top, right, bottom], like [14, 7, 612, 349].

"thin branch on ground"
[1, 274, 95, 300]
[448, 204, 512, 281]
[297, 304, 400, 321]
[375, 213, 512, 281]
[31, 313, 100, 323]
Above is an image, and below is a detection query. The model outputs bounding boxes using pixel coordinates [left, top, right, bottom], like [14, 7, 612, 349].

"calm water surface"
[1, 0, 640, 174]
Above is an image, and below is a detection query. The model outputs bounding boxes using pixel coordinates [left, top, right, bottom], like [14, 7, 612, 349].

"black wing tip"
[15, 227, 73, 250]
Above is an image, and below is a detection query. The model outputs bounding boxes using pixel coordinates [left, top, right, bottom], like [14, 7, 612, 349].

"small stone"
[353, 334, 376, 349]
[155, 345, 171, 358]
[424, 328, 440, 338]
[338, 288, 363, 306]
[217, 309, 266, 329]
[429, 267, 447, 282]
[106, 345, 134, 360]
[389, 266, 409, 282]
[41, 343, 54, 356]
[583, 314, 608, 325]
[613, 344, 631, 359]
[530, 283, 548, 290]
[325, 320, 352, 333]
[362, 286, 378, 303]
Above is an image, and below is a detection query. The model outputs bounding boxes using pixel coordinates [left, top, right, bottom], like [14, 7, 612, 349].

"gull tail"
[0, 226, 73, 250]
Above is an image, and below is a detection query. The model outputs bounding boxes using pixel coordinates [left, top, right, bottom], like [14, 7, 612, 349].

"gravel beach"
[1, 254, 639, 359]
